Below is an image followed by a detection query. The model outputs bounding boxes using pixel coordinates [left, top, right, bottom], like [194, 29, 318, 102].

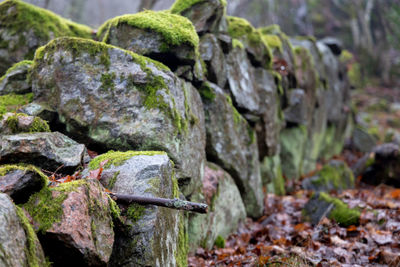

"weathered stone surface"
[199, 33, 227, 88]
[97, 10, 199, 70]
[260, 155, 285, 195]
[320, 37, 343, 56]
[0, 0, 92, 75]
[0, 112, 50, 135]
[0, 60, 32, 95]
[201, 82, 264, 218]
[350, 126, 377, 153]
[0, 132, 89, 173]
[284, 89, 308, 125]
[88, 151, 187, 267]
[188, 162, 246, 251]
[359, 143, 400, 187]
[0, 193, 46, 267]
[23, 179, 114, 266]
[303, 192, 360, 227]
[170, 0, 228, 33]
[30, 37, 205, 196]
[0, 165, 46, 204]
[302, 160, 355, 192]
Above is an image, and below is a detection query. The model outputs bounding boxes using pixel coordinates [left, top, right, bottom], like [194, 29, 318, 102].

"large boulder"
[0, 132, 89, 173]
[30, 37, 205, 196]
[0, 0, 92, 75]
[22, 179, 115, 266]
[0, 60, 32, 95]
[0, 164, 47, 204]
[170, 0, 227, 34]
[0, 193, 47, 267]
[97, 10, 199, 70]
[200, 82, 264, 218]
[188, 162, 246, 251]
[88, 151, 188, 267]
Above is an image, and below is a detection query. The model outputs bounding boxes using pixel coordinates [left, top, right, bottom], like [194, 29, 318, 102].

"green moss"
[98, 10, 199, 54]
[4, 113, 50, 133]
[89, 150, 167, 170]
[247, 126, 256, 145]
[0, 0, 92, 47]
[170, 0, 226, 14]
[225, 94, 242, 126]
[0, 93, 33, 117]
[22, 180, 86, 233]
[214, 235, 225, 248]
[126, 203, 146, 224]
[274, 166, 286, 196]
[108, 196, 121, 225]
[312, 164, 354, 190]
[319, 192, 360, 227]
[232, 38, 244, 49]
[0, 164, 48, 185]
[260, 34, 282, 53]
[172, 172, 180, 199]
[15, 206, 43, 267]
[199, 82, 216, 101]
[108, 171, 120, 190]
[0, 60, 32, 83]
[175, 213, 188, 267]
[100, 72, 116, 91]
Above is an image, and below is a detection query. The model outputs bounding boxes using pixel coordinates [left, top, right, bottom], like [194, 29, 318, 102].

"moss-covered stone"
[170, 0, 227, 14]
[3, 113, 50, 133]
[0, 93, 33, 117]
[175, 213, 189, 267]
[318, 192, 360, 226]
[89, 150, 167, 170]
[0, 164, 48, 181]
[98, 10, 199, 54]
[126, 203, 146, 225]
[0, 60, 33, 93]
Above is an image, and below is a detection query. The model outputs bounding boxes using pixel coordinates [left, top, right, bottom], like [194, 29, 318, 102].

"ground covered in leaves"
[189, 87, 400, 267]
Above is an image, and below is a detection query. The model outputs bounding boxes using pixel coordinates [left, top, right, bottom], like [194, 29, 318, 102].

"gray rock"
[30, 37, 205, 197]
[0, 132, 89, 173]
[23, 179, 115, 266]
[88, 151, 187, 267]
[0, 165, 46, 204]
[0, 112, 50, 135]
[284, 89, 308, 125]
[170, 0, 228, 33]
[199, 34, 227, 88]
[188, 162, 246, 251]
[201, 82, 264, 218]
[0, 60, 32, 95]
[0, 0, 92, 75]
[351, 126, 377, 153]
[302, 160, 355, 192]
[0, 193, 46, 267]
[320, 37, 343, 56]
[260, 155, 285, 195]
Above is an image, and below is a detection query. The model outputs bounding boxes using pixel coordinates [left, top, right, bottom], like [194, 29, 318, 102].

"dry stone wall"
[0, 0, 352, 265]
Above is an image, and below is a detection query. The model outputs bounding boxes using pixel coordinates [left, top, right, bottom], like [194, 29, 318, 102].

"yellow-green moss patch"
[0, 164, 48, 184]
[170, 0, 226, 14]
[5, 113, 50, 133]
[0, 60, 32, 83]
[0, 93, 33, 117]
[214, 235, 225, 248]
[126, 203, 146, 224]
[319, 192, 360, 227]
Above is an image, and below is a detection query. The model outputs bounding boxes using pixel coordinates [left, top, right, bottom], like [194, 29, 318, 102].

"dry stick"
[109, 193, 208, 214]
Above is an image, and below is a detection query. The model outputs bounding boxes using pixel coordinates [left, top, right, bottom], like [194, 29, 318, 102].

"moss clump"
[22, 180, 86, 233]
[214, 235, 225, 248]
[108, 196, 121, 223]
[199, 82, 216, 101]
[89, 150, 167, 170]
[126, 203, 146, 224]
[100, 72, 116, 91]
[225, 94, 242, 125]
[312, 163, 355, 190]
[232, 38, 244, 49]
[98, 10, 199, 53]
[0, 60, 32, 83]
[260, 34, 282, 53]
[170, 0, 227, 14]
[0, 93, 33, 117]
[4, 113, 50, 133]
[319, 192, 360, 227]
[15, 206, 44, 267]
[0, 0, 92, 58]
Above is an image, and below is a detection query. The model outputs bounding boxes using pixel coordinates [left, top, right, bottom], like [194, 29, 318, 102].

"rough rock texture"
[0, 0, 92, 75]
[0, 132, 89, 173]
[302, 160, 355, 192]
[0, 164, 46, 204]
[97, 10, 199, 70]
[23, 179, 115, 266]
[350, 127, 377, 153]
[188, 162, 246, 251]
[0, 112, 50, 134]
[30, 37, 205, 197]
[201, 82, 264, 218]
[260, 155, 285, 195]
[284, 88, 308, 125]
[88, 151, 187, 267]
[0, 60, 32, 95]
[0, 193, 47, 267]
[170, 0, 227, 34]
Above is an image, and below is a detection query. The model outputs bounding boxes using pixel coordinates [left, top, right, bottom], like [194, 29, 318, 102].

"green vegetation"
[260, 34, 282, 53]
[225, 94, 242, 126]
[176, 214, 189, 267]
[89, 150, 167, 170]
[126, 203, 146, 224]
[232, 38, 244, 49]
[98, 10, 199, 53]
[108, 196, 121, 224]
[0, 60, 32, 83]
[4, 113, 50, 133]
[214, 235, 225, 248]
[0, 164, 48, 184]
[319, 192, 360, 227]
[170, 0, 226, 14]
[312, 163, 354, 190]
[0, 93, 33, 117]
[199, 82, 216, 101]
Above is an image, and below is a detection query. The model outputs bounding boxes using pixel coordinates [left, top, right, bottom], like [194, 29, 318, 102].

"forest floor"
[188, 87, 400, 267]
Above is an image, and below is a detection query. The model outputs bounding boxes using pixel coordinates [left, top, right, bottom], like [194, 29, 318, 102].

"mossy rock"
[303, 192, 360, 227]
[0, 93, 33, 118]
[0, 112, 50, 134]
[0, 60, 32, 95]
[260, 155, 285, 196]
[0, 0, 92, 75]
[170, 0, 228, 33]
[227, 16, 272, 68]
[97, 10, 199, 69]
